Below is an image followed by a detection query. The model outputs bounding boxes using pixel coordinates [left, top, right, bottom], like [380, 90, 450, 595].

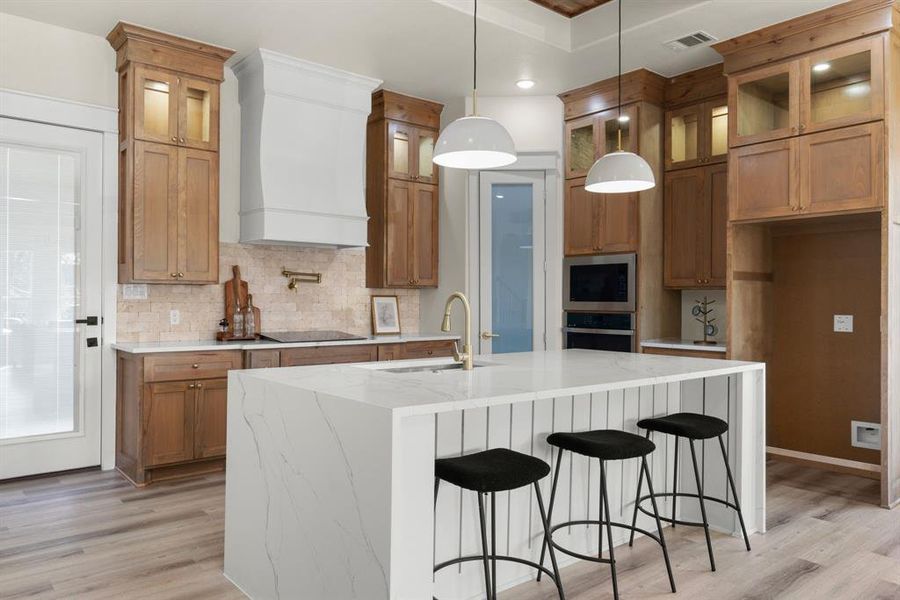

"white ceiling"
[1, 0, 845, 104]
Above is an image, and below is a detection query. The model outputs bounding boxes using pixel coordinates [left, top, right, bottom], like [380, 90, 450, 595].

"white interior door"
[0, 117, 103, 479]
[478, 171, 545, 354]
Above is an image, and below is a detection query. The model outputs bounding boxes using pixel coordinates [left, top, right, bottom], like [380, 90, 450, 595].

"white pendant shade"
[584, 151, 655, 194]
[433, 116, 517, 170]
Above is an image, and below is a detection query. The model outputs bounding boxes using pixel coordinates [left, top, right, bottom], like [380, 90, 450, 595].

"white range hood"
[233, 49, 381, 247]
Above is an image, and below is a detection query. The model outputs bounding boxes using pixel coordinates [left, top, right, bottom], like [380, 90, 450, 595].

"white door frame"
[467, 151, 562, 354]
[1, 89, 119, 472]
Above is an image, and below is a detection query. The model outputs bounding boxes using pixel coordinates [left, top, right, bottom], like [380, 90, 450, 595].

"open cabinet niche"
[729, 213, 883, 473]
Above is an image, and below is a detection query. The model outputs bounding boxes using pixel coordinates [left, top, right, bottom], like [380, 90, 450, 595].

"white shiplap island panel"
[224, 349, 765, 600]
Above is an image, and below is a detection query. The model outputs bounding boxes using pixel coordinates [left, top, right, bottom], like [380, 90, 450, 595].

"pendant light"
[433, 0, 517, 170]
[584, 0, 655, 193]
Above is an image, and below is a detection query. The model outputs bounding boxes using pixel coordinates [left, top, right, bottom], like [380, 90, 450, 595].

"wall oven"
[564, 312, 635, 353]
[563, 254, 636, 313]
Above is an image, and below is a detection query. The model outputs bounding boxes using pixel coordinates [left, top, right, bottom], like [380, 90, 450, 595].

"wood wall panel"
[768, 225, 881, 464]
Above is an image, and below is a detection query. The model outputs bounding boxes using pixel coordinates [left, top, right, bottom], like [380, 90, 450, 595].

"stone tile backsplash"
[117, 243, 420, 343]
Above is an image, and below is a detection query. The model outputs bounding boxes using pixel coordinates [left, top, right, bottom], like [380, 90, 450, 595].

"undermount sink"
[381, 362, 491, 374]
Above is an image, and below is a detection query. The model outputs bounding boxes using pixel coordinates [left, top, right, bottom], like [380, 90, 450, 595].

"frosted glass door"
[0, 117, 102, 479]
[478, 172, 545, 354]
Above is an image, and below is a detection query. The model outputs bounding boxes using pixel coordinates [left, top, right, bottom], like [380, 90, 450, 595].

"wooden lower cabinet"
[116, 350, 241, 485]
[377, 344, 406, 361]
[402, 340, 456, 359]
[564, 177, 639, 256]
[664, 163, 727, 288]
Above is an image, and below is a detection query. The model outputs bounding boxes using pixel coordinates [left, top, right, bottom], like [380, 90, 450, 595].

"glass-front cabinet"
[665, 99, 728, 169]
[565, 105, 639, 179]
[730, 62, 798, 147]
[729, 37, 883, 147]
[387, 121, 437, 184]
[801, 36, 883, 134]
[133, 67, 219, 151]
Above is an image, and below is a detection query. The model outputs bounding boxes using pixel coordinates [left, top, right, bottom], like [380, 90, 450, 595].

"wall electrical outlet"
[833, 315, 853, 333]
[122, 284, 148, 300]
[170, 309, 180, 325]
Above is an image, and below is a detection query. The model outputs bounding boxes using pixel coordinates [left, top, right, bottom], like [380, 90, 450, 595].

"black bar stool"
[537, 430, 676, 600]
[631, 412, 751, 572]
[433, 448, 565, 600]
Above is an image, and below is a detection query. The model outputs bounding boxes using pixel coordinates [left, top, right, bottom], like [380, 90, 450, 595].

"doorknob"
[481, 331, 499, 340]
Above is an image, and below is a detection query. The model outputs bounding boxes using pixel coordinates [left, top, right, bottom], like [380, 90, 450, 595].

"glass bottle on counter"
[243, 294, 257, 338]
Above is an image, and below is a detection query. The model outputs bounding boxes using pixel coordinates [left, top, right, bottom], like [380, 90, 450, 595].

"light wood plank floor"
[0, 460, 896, 599]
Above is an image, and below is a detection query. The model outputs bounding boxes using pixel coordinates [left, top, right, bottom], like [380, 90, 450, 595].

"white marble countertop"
[111, 332, 459, 354]
[641, 338, 727, 353]
[233, 348, 762, 417]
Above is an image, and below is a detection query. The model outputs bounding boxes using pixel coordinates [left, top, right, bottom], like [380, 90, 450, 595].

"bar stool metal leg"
[537, 448, 563, 581]
[688, 439, 716, 572]
[719, 435, 751, 551]
[434, 478, 440, 510]
[490, 492, 497, 600]
[628, 430, 651, 547]
[642, 457, 676, 593]
[534, 482, 566, 600]
[671, 436, 679, 528]
[599, 460, 619, 600]
[476, 493, 494, 598]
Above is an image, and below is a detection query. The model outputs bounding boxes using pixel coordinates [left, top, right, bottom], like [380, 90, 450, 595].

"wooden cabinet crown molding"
[370, 89, 442, 130]
[107, 22, 235, 82]
[559, 68, 666, 120]
[664, 63, 727, 109]
[711, 0, 895, 74]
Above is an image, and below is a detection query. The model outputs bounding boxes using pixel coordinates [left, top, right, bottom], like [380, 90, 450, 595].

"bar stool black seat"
[434, 448, 565, 600]
[632, 412, 751, 573]
[538, 430, 676, 600]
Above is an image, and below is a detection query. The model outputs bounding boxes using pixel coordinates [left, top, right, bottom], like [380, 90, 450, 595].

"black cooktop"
[260, 330, 368, 343]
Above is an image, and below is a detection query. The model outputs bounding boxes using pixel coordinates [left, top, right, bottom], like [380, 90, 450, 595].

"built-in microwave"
[563, 253, 636, 313]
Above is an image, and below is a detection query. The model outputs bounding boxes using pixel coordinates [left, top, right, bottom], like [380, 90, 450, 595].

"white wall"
[0, 13, 242, 243]
[466, 95, 564, 153]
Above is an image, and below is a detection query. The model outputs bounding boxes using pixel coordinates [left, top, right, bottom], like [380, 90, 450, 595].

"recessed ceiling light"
[516, 79, 535, 90]
[617, 115, 631, 123]
[495, 194, 505, 199]
[813, 62, 831, 73]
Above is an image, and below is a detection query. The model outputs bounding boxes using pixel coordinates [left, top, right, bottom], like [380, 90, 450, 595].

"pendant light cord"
[473, 0, 478, 115]
[617, 0, 623, 149]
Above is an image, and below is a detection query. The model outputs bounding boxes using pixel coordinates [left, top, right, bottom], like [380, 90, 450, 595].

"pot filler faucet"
[440, 292, 474, 370]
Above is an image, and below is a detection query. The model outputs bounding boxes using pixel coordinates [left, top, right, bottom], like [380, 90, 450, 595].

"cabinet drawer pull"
[192, 364, 199, 369]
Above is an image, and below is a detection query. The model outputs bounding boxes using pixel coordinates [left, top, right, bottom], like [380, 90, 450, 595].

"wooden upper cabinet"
[178, 148, 219, 283]
[665, 97, 728, 170]
[564, 178, 597, 255]
[800, 37, 883, 135]
[664, 163, 727, 288]
[385, 178, 413, 287]
[597, 193, 639, 254]
[664, 168, 705, 287]
[134, 66, 179, 146]
[729, 61, 799, 147]
[110, 23, 232, 284]
[411, 184, 438, 286]
[132, 142, 178, 282]
[729, 137, 798, 222]
[565, 105, 639, 179]
[178, 76, 220, 151]
[193, 378, 227, 459]
[799, 121, 883, 216]
[367, 90, 443, 288]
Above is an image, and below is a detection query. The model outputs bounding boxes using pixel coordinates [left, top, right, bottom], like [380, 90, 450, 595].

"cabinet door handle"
[188, 383, 195, 389]
[170, 273, 178, 278]
[192, 363, 199, 369]
[177, 272, 184, 278]
[179, 137, 185, 144]
[196, 383, 203, 388]
[171, 137, 177, 142]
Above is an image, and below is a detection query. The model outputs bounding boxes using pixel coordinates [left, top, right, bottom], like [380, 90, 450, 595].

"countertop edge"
[111, 333, 460, 354]
[641, 339, 727, 353]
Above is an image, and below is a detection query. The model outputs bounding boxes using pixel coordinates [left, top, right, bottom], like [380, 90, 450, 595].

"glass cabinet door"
[599, 105, 638, 156]
[731, 62, 798, 146]
[415, 128, 437, 184]
[565, 115, 597, 178]
[666, 104, 702, 170]
[801, 37, 883, 134]
[134, 66, 178, 145]
[178, 77, 219, 151]
[387, 121, 413, 180]
[705, 100, 729, 164]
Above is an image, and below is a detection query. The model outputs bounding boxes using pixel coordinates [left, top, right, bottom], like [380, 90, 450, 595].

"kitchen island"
[224, 349, 765, 600]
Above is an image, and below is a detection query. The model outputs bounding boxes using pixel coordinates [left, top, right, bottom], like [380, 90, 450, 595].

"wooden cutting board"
[219, 265, 261, 340]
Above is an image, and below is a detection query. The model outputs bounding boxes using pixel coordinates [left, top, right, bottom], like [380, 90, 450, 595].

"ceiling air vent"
[664, 31, 718, 51]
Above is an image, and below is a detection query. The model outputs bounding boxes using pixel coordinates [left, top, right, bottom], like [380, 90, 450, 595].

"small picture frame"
[371, 295, 401, 335]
